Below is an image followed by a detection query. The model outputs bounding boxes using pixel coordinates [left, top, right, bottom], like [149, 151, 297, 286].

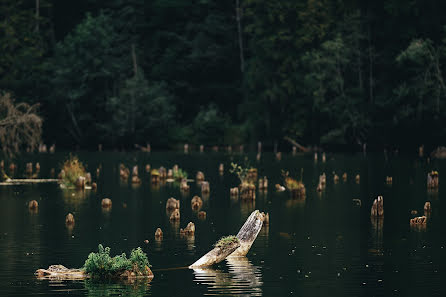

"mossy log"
[189, 239, 240, 268]
[229, 210, 264, 257]
[189, 210, 265, 268]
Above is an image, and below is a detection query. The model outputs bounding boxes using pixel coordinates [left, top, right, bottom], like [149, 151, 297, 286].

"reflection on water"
[44, 279, 152, 297]
[240, 200, 255, 218]
[84, 279, 151, 297]
[2, 152, 446, 297]
[193, 256, 262, 296]
[370, 217, 384, 253]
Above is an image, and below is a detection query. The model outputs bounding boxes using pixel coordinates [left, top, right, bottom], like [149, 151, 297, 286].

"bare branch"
[0, 93, 42, 157]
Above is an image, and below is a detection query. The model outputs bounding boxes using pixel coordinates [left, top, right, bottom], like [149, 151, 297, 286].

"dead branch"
[0, 93, 42, 157]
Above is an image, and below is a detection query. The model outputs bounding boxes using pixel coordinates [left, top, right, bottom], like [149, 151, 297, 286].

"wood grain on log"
[189, 241, 240, 268]
[229, 210, 264, 257]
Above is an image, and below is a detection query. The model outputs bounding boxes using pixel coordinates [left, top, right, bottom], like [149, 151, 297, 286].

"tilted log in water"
[229, 210, 265, 257]
[189, 238, 240, 268]
[189, 210, 265, 268]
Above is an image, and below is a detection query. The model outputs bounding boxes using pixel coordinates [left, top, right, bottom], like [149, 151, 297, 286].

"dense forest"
[2, 0, 446, 152]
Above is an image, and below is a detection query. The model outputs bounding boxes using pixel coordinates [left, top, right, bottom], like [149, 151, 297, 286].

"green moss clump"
[214, 235, 239, 249]
[173, 168, 188, 180]
[83, 244, 151, 279]
[61, 155, 87, 187]
[284, 177, 305, 190]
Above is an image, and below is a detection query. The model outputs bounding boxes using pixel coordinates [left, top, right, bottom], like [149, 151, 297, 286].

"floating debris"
[352, 199, 361, 207]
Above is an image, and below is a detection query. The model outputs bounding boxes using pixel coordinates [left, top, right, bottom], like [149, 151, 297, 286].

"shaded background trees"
[2, 0, 446, 151]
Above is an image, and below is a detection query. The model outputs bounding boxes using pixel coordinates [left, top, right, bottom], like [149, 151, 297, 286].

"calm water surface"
[0, 152, 445, 297]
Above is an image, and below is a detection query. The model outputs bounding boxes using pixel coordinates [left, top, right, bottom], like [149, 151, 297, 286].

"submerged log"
[35, 264, 154, 281]
[189, 210, 265, 268]
[0, 178, 59, 185]
[35, 265, 87, 280]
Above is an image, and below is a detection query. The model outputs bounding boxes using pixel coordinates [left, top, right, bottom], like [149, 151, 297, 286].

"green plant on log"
[173, 168, 188, 180]
[83, 244, 151, 279]
[230, 163, 249, 184]
[214, 235, 239, 249]
[60, 155, 87, 187]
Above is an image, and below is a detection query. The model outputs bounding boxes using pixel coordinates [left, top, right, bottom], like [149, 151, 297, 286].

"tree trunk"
[131, 43, 138, 77]
[367, 24, 374, 103]
[35, 0, 40, 33]
[236, 0, 245, 73]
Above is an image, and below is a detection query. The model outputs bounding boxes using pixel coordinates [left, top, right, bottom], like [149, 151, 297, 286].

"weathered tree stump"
[198, 211, 207, 220]
[155, 227, 163, 239]
[166, 197, 180, 210]
[427, 171, 439, 189]
[180, 222, 195, 236]
[201, 181, 210, 194]
[191, 196, 203, 211]
[371, 196, 384, 217]
[196, 171, 205, 182]
[240, 183, 255, 200]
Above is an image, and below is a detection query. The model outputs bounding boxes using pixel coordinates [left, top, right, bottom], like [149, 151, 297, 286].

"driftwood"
[0, 178, 59, 185]
[189, 210, 265, 268]
[36, 264, 154, 281]
[35, 265, 87, 280]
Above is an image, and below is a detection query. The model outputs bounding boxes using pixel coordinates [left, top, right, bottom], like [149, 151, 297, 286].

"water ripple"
[193, 257, 262, 296]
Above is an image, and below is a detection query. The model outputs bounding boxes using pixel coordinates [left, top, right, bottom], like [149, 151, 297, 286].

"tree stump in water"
[189, 210, 265, 268]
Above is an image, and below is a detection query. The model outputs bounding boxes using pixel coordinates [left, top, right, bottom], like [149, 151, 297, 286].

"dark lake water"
[1, 152, 446, 297]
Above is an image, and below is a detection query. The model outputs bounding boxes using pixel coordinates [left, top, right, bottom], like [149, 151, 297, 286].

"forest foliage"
[2, 0, 446, 151]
